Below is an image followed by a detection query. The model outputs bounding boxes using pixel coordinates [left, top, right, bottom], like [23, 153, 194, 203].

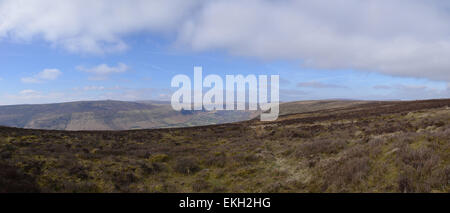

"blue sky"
[0, 33, 448, 105]
[0, 0, 449, 105]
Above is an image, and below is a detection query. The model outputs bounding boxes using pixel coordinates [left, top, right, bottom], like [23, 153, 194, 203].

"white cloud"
[393, 84, 450, 100]
[0, 0, 201, 54]
[77, 63, 129, 80]
[370, 83, 449, 100]
[1, 89, 66, 105]
[1, 0, 450, 81]
[297, 81, 347, 89]
[2, 87, 166, 105]
[72, 85, 124, 91]
[21, 77, 40, 84]
[19, 89, 40, 96]
[21, 69, 61, 83]
[177, 0, 450, 82]
[37, 69, 61, 80]
[279, 89, 308, 101]
[373, 85, 392, 90]
[72, 86, 106, 91]
[83, 86, 105, 91]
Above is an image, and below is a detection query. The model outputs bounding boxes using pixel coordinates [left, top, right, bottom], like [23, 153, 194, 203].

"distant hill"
[0, 99, 375, 131]
[278, 100, 372, 116]
[0, 100, 378, 131]
[0, 100, 258, 130]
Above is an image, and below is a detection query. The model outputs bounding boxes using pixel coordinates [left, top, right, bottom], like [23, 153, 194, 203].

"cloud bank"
[0, 0, 201, 53]
[297, 81, 347, 89]
[1, 0, 450, 81]
[21, 68, 61, 83]
[77, 63, 129, 80]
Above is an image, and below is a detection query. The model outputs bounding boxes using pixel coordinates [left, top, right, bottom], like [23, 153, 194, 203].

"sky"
[0, 0, 449, 105]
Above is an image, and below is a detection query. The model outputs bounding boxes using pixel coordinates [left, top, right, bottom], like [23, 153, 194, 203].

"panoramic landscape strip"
[0, 0, 449, 211]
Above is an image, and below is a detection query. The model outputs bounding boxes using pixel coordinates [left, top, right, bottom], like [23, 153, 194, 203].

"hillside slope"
[278, 100, 371, 115]
[0, 100, 368, 131]
[0, 100, 256, 130]
[0, 99, 449, 192]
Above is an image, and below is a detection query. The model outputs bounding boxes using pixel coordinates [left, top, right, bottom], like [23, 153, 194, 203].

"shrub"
[397, 166, 416, 193]
[295, 139, 346, 158]
[398, 172, 412, 193]
[174, 157, 200, 175]
[231, 153, 260, 166]
[0, 163, 40, 193]
[398, 146, 439, 171]
[149, 153, 169, 162]
[205, 152, 227, 168]
[192, 179, 210, 192]
[141, 162, 164, 175]
[112, 170, 138, 188]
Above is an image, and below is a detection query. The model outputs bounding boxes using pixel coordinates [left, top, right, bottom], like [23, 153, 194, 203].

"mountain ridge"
[0, 100, 258, 130]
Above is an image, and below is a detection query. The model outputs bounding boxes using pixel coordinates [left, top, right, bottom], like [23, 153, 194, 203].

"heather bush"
[295, 138, 347, 158]
[192, 178, 210, 192]
[0, 163, 40, 193]
[174, 157, 200, 175]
